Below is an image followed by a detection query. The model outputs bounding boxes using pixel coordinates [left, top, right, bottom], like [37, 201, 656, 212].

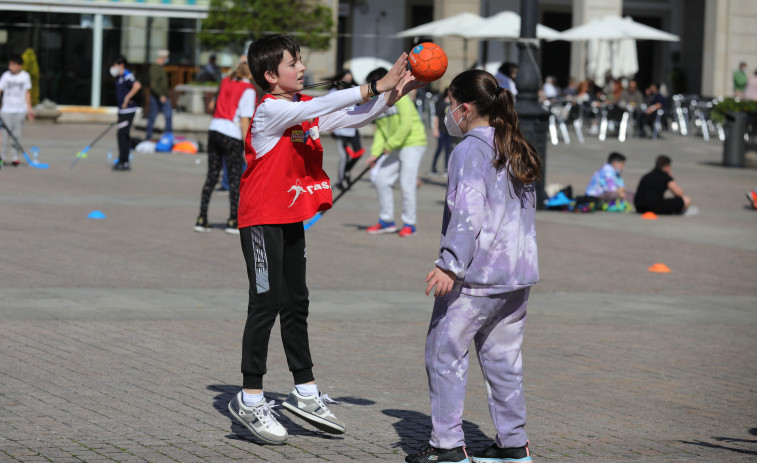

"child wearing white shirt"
[0, 54, 35, 167]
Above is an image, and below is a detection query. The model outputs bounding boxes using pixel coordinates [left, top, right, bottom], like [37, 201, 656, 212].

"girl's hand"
[425, 266, 456, 297]
[386, 72, 426, 106]
[376, 52, 409, 93]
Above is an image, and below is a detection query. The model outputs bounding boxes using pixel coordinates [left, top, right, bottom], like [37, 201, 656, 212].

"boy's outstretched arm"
[385, 72, 426, 106]
[369, 52, 409, 97]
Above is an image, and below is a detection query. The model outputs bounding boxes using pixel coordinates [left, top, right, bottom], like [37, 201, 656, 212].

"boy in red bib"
[228, 34, 422, 444]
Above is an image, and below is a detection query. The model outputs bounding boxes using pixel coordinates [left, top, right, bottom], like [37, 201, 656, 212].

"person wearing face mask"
[405, 69, 541, 463]
[365, 67, 428, 237]
[109, 55, 142, 171]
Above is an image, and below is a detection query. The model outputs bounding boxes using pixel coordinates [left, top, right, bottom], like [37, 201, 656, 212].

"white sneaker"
[282, 389, 346, 434]
[683, 205, 699, 217]
[227, 392, 288, 444]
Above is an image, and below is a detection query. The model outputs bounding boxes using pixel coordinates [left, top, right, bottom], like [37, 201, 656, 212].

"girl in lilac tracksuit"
[406, 70, 542, 463]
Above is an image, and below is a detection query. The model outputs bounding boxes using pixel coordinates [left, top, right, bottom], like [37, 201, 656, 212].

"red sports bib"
[238, 94, 332, 227]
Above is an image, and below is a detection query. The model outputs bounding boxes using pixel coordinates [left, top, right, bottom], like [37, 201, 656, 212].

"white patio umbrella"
[394, 12, 484, 39]
[458, 11, 561, 40]
[611, 39, 639, 81]
[555, 15, 679, 42]
[586, 39, 612, 86]
[585, 39, 637, 86]
[394, 12, 485, 67]
[555, 15, 676, 85]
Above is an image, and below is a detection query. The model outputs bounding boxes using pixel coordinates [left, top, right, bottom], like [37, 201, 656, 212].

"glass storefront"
[0, 11, 198, 106]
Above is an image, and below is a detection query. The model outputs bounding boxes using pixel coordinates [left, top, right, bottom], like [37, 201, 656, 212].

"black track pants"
[117, 112, 135, 164]
[239, 222, 314, 389]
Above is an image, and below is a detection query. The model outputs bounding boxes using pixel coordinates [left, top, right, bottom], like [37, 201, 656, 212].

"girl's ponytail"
[448, 70, 542, 184]
[490, 84, 541, 184]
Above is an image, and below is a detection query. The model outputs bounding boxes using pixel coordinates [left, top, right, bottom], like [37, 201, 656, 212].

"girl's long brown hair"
[229, 62, 252, 82]
[448, 70, 542, 184]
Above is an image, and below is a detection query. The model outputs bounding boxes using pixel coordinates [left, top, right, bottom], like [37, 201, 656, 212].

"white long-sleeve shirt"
[250, 86, 388, 158]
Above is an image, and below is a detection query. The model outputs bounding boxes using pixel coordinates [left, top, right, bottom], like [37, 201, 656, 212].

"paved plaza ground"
[1, 119, 756, 462]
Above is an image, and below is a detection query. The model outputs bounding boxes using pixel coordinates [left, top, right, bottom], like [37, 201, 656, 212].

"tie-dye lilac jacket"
[434, 126, 539, 296]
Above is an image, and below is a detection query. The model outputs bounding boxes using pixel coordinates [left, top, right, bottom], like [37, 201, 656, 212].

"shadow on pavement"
[382, 408, 491, 455]
[680, 433, 757, 457]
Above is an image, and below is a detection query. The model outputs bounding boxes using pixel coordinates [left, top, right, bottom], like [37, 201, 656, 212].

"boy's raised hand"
[386, 72, 426, 106]
[376, 52, 409, 94]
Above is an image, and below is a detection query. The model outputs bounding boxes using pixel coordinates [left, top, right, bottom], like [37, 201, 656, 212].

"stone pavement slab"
[0, 121, 756, 462]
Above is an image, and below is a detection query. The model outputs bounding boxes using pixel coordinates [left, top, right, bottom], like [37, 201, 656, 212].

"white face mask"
[444, 103, 465, 137]
[109, 66, 120, 78]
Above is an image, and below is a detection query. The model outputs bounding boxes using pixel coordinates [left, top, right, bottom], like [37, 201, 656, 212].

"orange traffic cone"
[641, 212, 658, 220]
[648, 263, 671, 273]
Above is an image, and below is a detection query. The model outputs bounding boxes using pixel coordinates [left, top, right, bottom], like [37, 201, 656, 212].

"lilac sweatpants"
[425, 287, 530, 450]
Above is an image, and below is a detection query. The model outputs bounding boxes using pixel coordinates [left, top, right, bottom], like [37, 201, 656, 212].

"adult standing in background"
[146, 49, 172, 140]
[733, 62, 747, 98]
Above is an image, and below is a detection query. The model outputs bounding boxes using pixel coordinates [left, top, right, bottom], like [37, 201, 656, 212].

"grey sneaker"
[282, 389, 346, 434]
[227, 392, 288, 444]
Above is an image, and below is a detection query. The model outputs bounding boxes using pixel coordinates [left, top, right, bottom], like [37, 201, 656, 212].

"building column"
[435, 0, 480, 88]
[701, 0, 757, 97]
[91, 13, 103, 108]
[569, 0, 622, 82]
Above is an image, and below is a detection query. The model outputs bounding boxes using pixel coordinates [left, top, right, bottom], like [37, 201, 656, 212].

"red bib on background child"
[238, 94, 333, 227]
[213, 77, 254, 121]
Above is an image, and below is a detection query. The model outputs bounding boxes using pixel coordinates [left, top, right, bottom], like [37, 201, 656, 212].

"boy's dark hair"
[365, 67, 388, 84]
[655, 154, 672, 169]
[608, 152, 626, 163]
[112, 55, 127, 66]
[247, 34, 300, 92]
[9, 54, 23, 65]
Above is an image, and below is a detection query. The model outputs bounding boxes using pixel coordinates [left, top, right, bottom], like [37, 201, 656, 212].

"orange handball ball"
[408, 42, 448, 82]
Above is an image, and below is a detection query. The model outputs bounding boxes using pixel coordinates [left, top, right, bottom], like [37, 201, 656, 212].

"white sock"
[295, 383, 318, 397]
[241, 390, 264, 407]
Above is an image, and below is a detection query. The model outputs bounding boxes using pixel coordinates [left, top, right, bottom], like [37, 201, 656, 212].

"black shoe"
[470, 442, 531, 462]
[112, 162, 131, 171]
[224, 218, 239, 235]
[193, 216, 211, 233]
[405, 445, 469, 463]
